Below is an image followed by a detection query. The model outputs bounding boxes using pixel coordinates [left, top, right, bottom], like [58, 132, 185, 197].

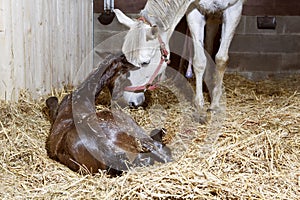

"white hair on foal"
[115, 0, 245, 109]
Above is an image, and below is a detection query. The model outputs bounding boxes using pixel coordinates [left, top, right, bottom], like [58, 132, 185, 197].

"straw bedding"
[0, 74, 299, 199]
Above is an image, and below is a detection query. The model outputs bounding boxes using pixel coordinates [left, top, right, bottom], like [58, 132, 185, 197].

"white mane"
[122, 0, 195, 64]
[141, 0, 194, 31]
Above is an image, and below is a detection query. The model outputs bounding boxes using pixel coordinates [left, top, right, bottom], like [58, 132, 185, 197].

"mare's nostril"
[129, 102, 137, 108]
[141, 61, 150, 66]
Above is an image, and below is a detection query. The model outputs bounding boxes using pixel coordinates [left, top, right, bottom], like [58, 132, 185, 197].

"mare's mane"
[141, 0, 193, 31]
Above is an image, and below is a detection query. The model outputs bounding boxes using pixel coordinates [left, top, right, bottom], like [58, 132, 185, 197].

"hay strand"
[0, 74, 299, 199]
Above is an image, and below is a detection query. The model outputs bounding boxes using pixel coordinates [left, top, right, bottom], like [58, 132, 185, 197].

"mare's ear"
[114, 9, 137, 28]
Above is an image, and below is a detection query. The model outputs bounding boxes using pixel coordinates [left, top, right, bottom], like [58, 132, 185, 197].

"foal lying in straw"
[45, 54, 172, 176]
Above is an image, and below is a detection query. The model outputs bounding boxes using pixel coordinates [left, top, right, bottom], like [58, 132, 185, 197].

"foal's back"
[45, 54, 172, 175]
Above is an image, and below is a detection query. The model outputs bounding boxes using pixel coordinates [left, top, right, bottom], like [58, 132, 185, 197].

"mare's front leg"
[186, 8, 206, 109]
[210, 1, 243, 110]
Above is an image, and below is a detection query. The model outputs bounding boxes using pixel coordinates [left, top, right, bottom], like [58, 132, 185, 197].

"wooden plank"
[0, 0, 12, 100]
[0, 0, 3, 31]
[11, 0, 26, 100]
[71, 0, 94, 85]
[23, 0, 35, 94]
[41, 0, 51, 94]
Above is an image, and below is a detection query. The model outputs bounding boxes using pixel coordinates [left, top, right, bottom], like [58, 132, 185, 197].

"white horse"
[114, 0, 245, 110]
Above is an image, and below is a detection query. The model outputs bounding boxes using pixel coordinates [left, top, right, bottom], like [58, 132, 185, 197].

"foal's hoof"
[150, 128, 166, 143]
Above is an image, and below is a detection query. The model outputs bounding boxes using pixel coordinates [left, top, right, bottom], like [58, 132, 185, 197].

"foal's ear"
[114, 9, 136, 28]
[46, 96, 59, 123]
[46, 96, 58, 110]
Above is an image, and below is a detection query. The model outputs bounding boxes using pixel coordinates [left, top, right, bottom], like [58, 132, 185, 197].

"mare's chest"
[196, 0, 238, 14]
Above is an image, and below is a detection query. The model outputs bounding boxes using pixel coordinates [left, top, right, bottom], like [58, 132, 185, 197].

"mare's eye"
[142, 61, 150, 66]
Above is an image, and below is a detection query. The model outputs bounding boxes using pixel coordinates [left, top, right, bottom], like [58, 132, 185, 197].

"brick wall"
[228, 15, 300, 78]
[94, 0, 300, 16]
[243, 0, 300, 16]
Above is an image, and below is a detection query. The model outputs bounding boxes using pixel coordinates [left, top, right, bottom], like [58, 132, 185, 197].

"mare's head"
[114, 9, 166, 107]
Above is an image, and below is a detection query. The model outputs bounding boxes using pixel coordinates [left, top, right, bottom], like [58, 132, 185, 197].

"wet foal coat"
[46, 54, 172, 175]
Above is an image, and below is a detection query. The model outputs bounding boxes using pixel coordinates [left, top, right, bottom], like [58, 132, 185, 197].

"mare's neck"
[165, 3, 192, 42]
[143, 0, 193, 42]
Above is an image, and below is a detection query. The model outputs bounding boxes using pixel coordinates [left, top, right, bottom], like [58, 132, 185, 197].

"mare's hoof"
[192, 112, 207, 124]
[207, 106, 223, 114]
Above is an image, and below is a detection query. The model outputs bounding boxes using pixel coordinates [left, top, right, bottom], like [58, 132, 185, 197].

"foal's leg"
[210, 1, 243, 110]
[186, 8, 206, 109]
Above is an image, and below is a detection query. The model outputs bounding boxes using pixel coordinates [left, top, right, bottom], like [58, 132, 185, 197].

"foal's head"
[114, 9, 165, 107]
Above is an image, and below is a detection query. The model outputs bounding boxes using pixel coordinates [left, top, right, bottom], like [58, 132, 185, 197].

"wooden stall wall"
[0, 0, 93, 101]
